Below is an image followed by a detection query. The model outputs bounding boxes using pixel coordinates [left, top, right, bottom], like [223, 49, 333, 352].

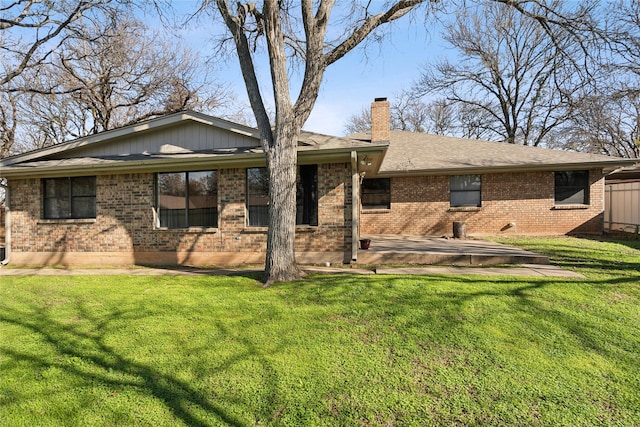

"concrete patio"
[0, 235, 583, 278]
[356, 234, 549, 266]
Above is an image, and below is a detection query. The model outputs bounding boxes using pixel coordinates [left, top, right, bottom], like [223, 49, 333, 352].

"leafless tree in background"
[415, 0, 592, 147]
[562, 1, 640, 158]
[0, 91, 17, 159]
[0, 0, 120, 156]
[344, 92, 454, 134]
[0, 0, 117, 86]
[2, 5, 232, 154]
[14, 11, 228, 150]
[565, 92, 639, 158]
[344, 92, 494, 138]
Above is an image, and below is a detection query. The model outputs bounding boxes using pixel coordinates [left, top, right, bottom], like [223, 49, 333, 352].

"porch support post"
[1, 182, 10, 265]
[351, 151, 359, 262]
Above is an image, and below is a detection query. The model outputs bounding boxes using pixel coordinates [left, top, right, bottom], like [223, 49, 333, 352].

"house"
[604, 165, 640, 234]
[0, 99, 635, 267]
[354, 99, 638, 237]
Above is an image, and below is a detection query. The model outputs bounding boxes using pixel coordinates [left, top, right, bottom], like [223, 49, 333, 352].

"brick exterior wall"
[7, 162, 353, 266]
[361, 169, 605, 236]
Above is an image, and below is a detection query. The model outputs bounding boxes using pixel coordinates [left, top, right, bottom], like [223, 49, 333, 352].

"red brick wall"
[7, 162, 353, 266]
[361, 169, 605, 236]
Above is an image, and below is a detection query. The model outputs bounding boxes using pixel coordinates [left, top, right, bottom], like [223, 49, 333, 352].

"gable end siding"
[54, 121, 259, 159]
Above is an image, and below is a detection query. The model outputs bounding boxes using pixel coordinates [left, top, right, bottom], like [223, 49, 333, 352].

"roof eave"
[1, 144, 389, 179]
[0, 111, 261, 166]
[375, 159, 638, 177]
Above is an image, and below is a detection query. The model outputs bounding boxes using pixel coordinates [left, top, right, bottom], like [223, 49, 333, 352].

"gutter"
[0, 180, 8, 265]
[374, 159, 639, 178]
[0, 145, 389, 180]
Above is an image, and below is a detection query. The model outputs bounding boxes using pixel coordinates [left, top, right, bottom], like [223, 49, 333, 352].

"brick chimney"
[371, 97, 390, 143]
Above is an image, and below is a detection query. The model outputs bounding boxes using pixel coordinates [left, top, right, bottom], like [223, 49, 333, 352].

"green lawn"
[1, 237, 639, 426]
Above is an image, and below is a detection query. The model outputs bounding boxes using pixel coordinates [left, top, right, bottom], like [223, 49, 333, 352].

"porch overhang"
[0, 144, 388, 179]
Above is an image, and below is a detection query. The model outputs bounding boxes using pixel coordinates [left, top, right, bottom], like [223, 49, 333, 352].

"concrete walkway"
[373, 264, 584, 278]
[0, 264, 583, 278]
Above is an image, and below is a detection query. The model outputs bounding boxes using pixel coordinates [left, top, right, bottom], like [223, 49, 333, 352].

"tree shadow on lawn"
[0, 297, 279, 426]
[505, 236, 640, 275]
[289, 273, 640, 372]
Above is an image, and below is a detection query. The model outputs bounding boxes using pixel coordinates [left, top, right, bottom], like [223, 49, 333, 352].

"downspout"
[351, 151, 359, 262]
[1, 181, 9, 265]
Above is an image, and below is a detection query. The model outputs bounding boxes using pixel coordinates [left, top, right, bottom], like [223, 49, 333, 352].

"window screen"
[361, 178, 391, 209]
[450, 175, 481, 207]
[43, 176, 96, 219]
[555, 171, 589, 205]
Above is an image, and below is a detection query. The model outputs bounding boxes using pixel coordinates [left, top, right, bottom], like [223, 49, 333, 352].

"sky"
[165, 2, 451, 136]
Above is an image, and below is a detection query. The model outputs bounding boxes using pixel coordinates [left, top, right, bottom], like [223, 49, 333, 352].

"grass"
[1, 237, 639, 426]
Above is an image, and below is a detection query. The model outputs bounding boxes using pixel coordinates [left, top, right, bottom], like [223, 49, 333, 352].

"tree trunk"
[263, 124, 303, 285]
[213, 0, 427, 284]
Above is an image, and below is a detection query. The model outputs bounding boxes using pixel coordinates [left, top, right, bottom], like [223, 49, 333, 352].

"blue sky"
[167, 2, 450, 136]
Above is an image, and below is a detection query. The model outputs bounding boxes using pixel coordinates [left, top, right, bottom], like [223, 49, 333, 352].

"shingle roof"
[2, 111, 634, 179]
[0, 113, 388, 178]
[349, 130, 636, 175]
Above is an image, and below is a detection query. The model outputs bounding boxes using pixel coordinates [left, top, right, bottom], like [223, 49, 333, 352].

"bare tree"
[0, 0, 117, 86]
[415, 1, 591, 146]
[204, 0, 434, 285]
[563, 0, 640, 158]
[194, 0, 607, 284]
[565, 91, 640, 158]
[343, 106, 372, 134]
[0, 1, 121, 156]
[607, 1, 640, 81]
[0, 90, 17, 158]
[344, 93, 455, 135]
[11, 11, 229, 150]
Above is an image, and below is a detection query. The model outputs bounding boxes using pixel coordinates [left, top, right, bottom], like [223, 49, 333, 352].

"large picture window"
[450, 175, 481, 207]
[361, 178, 391, 209]
[246, 165, 318, 227]
[555, 170, 589, 205]
[43, 176, 96, 219]
[157, 171, 218, 228]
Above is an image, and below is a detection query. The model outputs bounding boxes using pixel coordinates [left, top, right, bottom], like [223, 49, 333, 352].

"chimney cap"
[374, 97, 387, 102]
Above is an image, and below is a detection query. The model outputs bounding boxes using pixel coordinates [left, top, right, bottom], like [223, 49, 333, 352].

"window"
[157, 171, 218, 228]
[43, 176, 96, 219]
[246, 165, 318, 227]
[361, 178, 391, 209]
[450, 175, 481, 207]
[555, 170, 589, 205]
[297, 165, 318, 226]
[247, 168, 269, 227]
